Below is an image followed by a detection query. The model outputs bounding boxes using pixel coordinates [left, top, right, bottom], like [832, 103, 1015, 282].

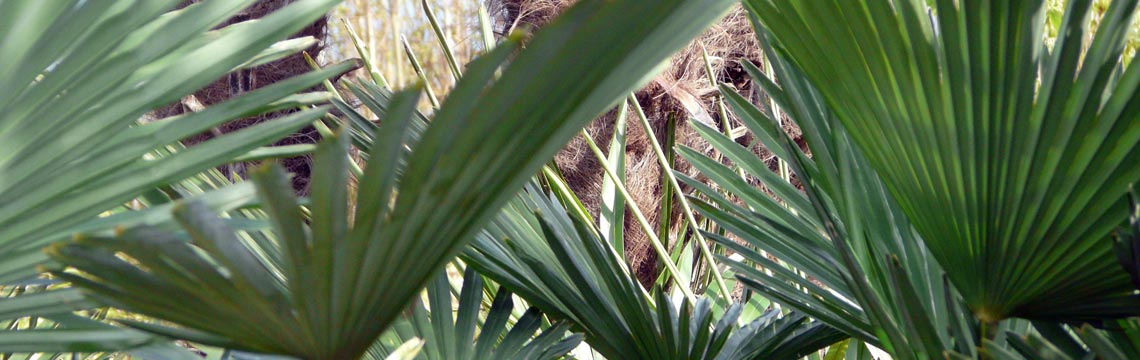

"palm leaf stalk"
[625, 93, 733, 298]
[578, 130, 697, 301]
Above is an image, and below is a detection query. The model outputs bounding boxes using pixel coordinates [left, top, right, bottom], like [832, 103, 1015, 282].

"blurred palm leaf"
[367, 267, 581, 360]
[743, 0, 1140, 322]
[0, 311, 205, 359]
[0, 0, 345, 275]
[48, 0, 739, 357]
[464, 184, 845, 359]
[3, 164, 278, 358]
[0, 0, 347, 353]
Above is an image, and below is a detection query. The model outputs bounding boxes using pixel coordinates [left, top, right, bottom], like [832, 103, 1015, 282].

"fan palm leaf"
[743, 0, 1140, 323]
[681, 17, 1044, 357]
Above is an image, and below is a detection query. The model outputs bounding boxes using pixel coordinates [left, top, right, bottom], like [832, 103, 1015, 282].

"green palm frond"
[743, 0, 1140, 322]
[464, 184, 845, 359]
[0, 0, 345, 271]
[1, 161, 280, 358]
[367, 267, 581, 360]
[46, 0, 738, 357]
[0, 0, 346, 353]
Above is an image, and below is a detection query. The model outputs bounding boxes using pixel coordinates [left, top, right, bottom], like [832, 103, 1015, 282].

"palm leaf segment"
[343, 82, 583, 360]
[47, 0, 739, 358]
[745, 0, 1140, 322]
[464, 185, 845, 359]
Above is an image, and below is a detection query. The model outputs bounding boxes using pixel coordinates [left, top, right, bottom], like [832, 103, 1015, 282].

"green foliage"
[368, 268, 581, 360]
[46, 0, 739, 357]
[464, 184, 845, 359]
[683, 33, 987, 358]
[34, 0, 1140, 358]
[688, 0, 1140, 358]
[744, 0, 1140, 322]
[0, 0, 343, 280]
[0, 0, 345, 353]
